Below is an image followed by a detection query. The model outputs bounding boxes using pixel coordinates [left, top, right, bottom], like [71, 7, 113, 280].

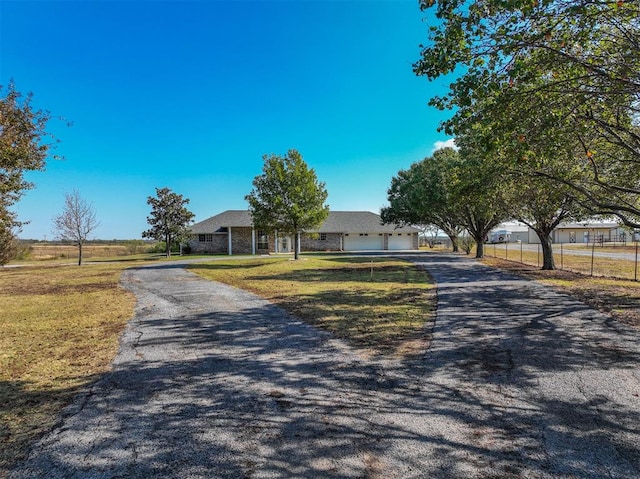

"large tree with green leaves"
[1, 82, 60, 263]
[454, 90, 589, 269]
[382, 146, 506, 258]
[415, 0, 640, 225]
[245, 149, 329, 260]
[142, 187, 195, 257]
[451, 140, 508, 258]
[382, 147, 465, 252]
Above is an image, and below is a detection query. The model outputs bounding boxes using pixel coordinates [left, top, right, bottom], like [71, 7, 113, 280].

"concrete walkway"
[9, 254, 640, 478]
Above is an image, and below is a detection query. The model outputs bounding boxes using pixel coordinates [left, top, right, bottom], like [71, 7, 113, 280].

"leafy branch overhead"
[415, 0, 640, 227]
[0, 82, 62, 264]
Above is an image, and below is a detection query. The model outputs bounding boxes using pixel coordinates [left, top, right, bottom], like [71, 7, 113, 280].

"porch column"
[251, 228, 256, 255]
[228, 227, 232, 255]
[275, 231, 279, 253]
[297, 232, 301, 255]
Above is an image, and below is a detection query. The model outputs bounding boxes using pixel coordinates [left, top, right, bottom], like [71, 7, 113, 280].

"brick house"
[189, 210, 419, 255]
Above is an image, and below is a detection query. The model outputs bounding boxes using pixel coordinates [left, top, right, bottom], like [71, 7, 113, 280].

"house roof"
[315, 211, 418, 233]
[190, 210, 419, 234]
[190, 210, 253, 234]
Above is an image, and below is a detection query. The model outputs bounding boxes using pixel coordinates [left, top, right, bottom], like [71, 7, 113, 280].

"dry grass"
[485, 243, 639, 280]
[189, 257, 436, 358]
[23, 244, 131, 261]
[482, 257, 640, 328]
[0, 262, 138, 476]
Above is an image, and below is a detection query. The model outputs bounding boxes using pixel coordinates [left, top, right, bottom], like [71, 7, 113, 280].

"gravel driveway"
[10, 254, 640, 478]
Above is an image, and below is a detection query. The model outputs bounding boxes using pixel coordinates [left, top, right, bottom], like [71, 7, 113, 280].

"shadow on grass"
[9, 255, 640, 478]
[9, 285, 640, 478]
[0, 377, 100, 476]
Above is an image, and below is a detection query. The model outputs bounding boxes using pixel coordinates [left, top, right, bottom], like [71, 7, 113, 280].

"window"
[320, 233, 327, 241]
[198, 234, 213, 242]
[257, 231, 268, 250]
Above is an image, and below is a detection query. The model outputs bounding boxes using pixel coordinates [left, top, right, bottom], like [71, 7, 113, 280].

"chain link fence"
[484, 241, 640, 281]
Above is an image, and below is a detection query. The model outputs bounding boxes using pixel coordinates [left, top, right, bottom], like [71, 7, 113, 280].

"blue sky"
[1, 0, 454, 240]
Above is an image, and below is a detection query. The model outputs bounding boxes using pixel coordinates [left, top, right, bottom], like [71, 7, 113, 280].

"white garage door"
[388, 234, 413, 250]
[343, 234, 384, 251]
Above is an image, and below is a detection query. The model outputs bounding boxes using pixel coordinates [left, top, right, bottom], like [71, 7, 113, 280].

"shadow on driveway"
[9, 253, 640, 478]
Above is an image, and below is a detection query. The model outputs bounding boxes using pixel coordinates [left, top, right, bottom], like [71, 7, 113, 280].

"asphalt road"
[10, 253, 640, 478]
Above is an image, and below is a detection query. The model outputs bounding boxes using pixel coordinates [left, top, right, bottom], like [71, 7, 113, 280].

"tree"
[502, 159, 590, 269]
[52, 190, 100, 266]
[382, 145, 509, 257]
[451, 148, 506, 259]
[245, 149, 329, 260]
[417, 223, 440, 248]
[382, 148, 465, 252]
[414, 0, 640, 225]
[0, 216, 18, 266]
[1, 82, 60, 257]
[142, 187, 195, 257]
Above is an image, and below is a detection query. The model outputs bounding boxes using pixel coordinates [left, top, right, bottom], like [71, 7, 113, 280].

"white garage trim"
[388, 233, 413, 250]
[343, 233, 384, 251]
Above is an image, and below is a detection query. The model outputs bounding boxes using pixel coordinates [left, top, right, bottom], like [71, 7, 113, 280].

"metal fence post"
[590, 239, 596, 276]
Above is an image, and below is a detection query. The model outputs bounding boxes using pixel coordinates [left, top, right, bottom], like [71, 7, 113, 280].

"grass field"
[3, 249, 638, 477]
[17, 243, 149, 261]
[0, 262, 139, 476]
[188, 256, 436, 358]
[478, 242, 640, 280]
[1, 254, 435, 475]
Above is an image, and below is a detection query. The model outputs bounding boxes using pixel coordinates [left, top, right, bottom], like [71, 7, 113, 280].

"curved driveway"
[10, 254, 640, 478]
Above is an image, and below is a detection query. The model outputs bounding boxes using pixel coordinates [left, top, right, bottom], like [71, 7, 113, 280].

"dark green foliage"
[0, 82, 60, 264]
[142, 187, 195, 258]
[382, 147, 465, 252]
[245, 149, 329, 260]
[382, 146, 506, 258]
[415, 0, 640, 227]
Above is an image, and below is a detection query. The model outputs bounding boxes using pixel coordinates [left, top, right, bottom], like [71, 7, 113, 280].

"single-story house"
[189, 210, 419, 254]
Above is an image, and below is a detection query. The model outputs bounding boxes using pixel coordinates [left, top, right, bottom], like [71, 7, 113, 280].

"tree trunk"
[78, 242, 83, 266]
[475, 239, 484, 259]
[165, 234, 171, 257]
[293, 231, 299, 260]
[538, 231, 556, 270]
[446, 234, 459, 252]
